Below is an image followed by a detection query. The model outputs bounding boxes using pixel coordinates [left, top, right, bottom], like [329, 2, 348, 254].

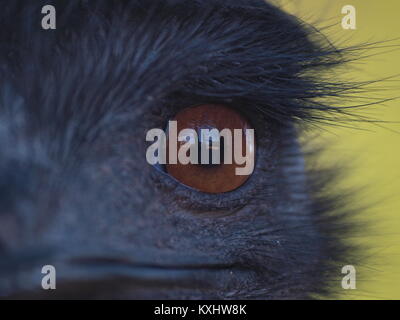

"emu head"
[0, 0, 354, 299]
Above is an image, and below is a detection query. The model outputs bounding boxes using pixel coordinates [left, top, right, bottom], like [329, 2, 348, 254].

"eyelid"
[150, 129, 276, 213]
[151, 167, 252, 211]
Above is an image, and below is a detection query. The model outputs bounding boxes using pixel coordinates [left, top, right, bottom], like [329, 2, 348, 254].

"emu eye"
[166, 104, 255, 194]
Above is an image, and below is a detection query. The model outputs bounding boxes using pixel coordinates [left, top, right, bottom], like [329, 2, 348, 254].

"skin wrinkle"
[0, 0, 360, 299]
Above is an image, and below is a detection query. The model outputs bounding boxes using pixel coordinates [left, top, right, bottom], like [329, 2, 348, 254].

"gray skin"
[0, 0, 352, 299]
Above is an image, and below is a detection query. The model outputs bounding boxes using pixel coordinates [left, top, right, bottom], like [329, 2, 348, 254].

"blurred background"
[272, 0, 400, 299]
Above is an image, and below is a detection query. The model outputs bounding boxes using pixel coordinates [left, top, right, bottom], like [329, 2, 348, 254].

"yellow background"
[274, 0, 400, 299]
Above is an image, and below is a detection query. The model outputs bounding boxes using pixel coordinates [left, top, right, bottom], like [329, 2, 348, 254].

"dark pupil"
[198, 136, 225, 167]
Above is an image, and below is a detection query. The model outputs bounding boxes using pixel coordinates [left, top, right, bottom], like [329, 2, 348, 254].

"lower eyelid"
[151, 166, 244, 209]
[150, 145, 273, 212]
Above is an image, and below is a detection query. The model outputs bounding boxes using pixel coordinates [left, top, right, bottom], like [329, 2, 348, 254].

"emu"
[0, 0, 358, 299]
